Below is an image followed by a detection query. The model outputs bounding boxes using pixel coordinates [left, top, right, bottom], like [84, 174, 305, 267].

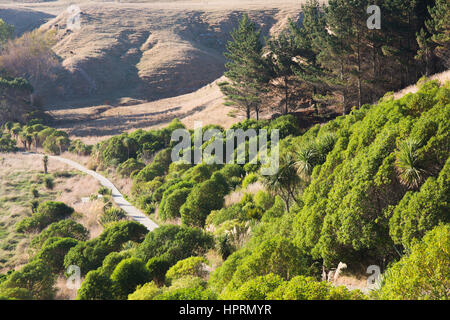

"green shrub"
[117, 158, 145, 177]
[155, 276, 217, 300]
[111, 257, 151, 299]
[216, 237, 310, 296]
[222, 273, 284, 300]
[98, 186, 112, 196]
[0, 287, 33, 300]
[165, 256, 208, 283]
[159, 187, 192, 221]
[242, 172, 259, 188]
[268, 275, 365, 300]
[99, 251, 133, 277]
[128, 281, 161, 300]
[0, 259, 56, 300]
[76, 269, 117, 300]
[0, 136, 17, 152]
[16, 201, 74, 232]
[31, 220, 89, 249]
[269, 115, 300, 138]
[43, 176, 54, 189]
[99, 207, 127, 227]
[180, 172, 229, 227]
[389, 158, 449, 248]
[136, 225, 214, 266]
[145, 254, 172, 284]
[64, 221, 148, 275]
[30, 187, 39, 198]
[33, 237, 79, 273]
[68, 139, 92, 156]
[375, 224, 450, 300]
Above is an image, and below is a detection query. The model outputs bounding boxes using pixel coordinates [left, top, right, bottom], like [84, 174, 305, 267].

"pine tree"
[317, 0, 370, 110]
[219, 14, 268, 120]
[291, 1, 331, 113]
[266, 30, 303, 115]
[417, 0, 449, 70]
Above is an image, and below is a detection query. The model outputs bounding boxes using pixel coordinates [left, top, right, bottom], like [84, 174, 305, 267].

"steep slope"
[0, 6, 55, 35]
[23, 1, 304, 106]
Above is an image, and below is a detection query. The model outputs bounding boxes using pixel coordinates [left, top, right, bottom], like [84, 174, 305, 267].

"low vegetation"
[0, 1, 448, 301]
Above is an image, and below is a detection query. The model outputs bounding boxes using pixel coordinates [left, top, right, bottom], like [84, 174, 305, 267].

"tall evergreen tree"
[266, 30, 305, 115]
[291, 1, 331, 113]
[219, 14, 268, 120]
[417, 0, 449, 71]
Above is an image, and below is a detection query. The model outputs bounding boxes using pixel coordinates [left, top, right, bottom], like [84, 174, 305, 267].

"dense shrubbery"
[16, 201, 74, 233]
[136, 225, 214, 264]
[2, 120, 91, 156]
[64, 221, 148, 275]
[117, 158, 145, 177]
[165, 256, 208, 284]
[74, 225, 214, 300]
[78, 81, 447, 301]
[3, 79, 448, 301]
[0, 132, 17, 152]
[205, 79, 449, 300]
[374, 224, 449, 300]
[31, 220, 89, 249]
[180, 172, 229, 227]
[292, 80, 449, 268]
[92, 119, 185, 168]
[110, 257, 151, 299]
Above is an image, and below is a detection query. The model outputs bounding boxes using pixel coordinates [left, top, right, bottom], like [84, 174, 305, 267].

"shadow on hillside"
[52, 105, 207, 138]
[0, 8, 55, 36]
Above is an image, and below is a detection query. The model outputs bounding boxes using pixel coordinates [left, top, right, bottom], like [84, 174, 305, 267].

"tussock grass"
[0, 153, 101, 272]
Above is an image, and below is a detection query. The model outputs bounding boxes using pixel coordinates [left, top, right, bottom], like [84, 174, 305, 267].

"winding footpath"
[23, 152, 159, 231]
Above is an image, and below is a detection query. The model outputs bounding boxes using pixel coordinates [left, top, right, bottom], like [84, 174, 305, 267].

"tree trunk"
[284, 199, 290, 212]
[284, 76, 289, 114]
[357, 30, 362, 108]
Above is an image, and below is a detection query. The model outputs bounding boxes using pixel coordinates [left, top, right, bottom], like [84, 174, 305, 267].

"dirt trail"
[22, 152, 159, 231]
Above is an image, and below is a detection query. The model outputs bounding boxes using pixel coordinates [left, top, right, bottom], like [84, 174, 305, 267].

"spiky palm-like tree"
[395, 138, 426, 189]
[263, 153, 301, 211]
[43, 155, 48, 174]
[295, 143, 319, 178]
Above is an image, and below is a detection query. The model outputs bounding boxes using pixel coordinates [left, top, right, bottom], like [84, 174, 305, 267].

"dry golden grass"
[205, 249, 223, 275]
[100, 167, 133, 197]
[224, 181, 264, 207]
[75, 199, 104, 239]
[1, 1, 313, 144]
[333, 274, 370, 293]
[0, 152, 102, 272]
[51, 76, 247, 144]
[54, 275, 79, 300]
[394, 69, 450, 99]
[58, 151, 91, 167]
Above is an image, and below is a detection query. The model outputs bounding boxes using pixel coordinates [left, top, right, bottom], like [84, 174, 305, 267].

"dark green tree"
[219, 14, 268, 120]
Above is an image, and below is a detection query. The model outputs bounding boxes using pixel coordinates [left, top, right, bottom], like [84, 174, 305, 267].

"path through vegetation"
[22, 152, 159, 231]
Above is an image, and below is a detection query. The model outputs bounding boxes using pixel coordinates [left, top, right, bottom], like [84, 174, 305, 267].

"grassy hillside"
[1, 1, 307, 108]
